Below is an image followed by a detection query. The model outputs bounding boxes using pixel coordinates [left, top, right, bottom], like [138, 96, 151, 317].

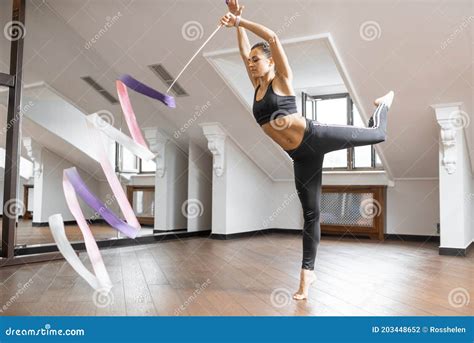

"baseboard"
[14, 229, 212, 256]
[210, 229, 443, 242]
[10, 228, 472, 260]
[439, 241, 473, 257]
[210, 228, 300, 240]
[32, 219, 107, 227]
[153, 228, 187, 233]
[384, 234, 440, 243]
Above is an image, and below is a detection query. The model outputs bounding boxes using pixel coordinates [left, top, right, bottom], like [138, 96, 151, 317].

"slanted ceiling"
[0, 0, 471, 180]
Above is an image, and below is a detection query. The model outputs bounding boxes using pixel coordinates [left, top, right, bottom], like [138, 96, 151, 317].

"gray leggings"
[284, 104, 388, 270]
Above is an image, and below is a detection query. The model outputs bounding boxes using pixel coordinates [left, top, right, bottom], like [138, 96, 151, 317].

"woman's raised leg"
[315, 103, 389, 154]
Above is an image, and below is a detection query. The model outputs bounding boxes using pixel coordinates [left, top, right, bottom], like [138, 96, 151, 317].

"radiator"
[320, 192, 381, 227]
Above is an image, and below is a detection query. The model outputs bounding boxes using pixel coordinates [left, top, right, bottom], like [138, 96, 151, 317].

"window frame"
[115, 143, 156, 174]
[138, 158, 156, 174]
[302, 92, 383, 171]
[115, 142, 138, 173]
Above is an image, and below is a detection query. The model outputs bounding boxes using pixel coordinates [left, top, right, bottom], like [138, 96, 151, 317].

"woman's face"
[248, 48, 274, 78]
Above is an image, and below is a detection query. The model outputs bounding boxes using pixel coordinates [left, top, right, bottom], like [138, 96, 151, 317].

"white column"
[200, 122, 227, 235]
[200, 122, 226, 177]
[144, 128, 167, 178]
[186, 142, 212, 232]
[144, 128, 169, 231]
[22, 137, 43, 179]
[432, 103, 472, 253]
[22, 137, 43, 223]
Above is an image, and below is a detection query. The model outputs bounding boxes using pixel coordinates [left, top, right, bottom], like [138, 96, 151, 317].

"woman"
[221, 1, 394, 300]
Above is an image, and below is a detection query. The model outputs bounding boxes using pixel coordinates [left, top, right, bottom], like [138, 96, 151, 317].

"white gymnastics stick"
[167, 24, 223, 93]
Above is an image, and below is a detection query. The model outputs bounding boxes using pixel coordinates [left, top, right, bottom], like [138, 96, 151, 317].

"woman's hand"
[227, 0, 244, 16]
[220, 12, 237, 27]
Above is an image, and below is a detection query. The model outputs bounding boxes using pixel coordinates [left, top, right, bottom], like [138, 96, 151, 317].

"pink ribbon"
[49, 76, 170, 292]
[116, 80, 149, 148]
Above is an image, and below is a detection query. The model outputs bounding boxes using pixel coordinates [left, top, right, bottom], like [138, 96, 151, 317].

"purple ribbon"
[64, 167, 138, 238]
[118, 74, 176, 108]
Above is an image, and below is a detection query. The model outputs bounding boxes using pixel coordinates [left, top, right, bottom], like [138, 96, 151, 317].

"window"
[117, 144, 138, 173]
[139, 158, 156, 173]
[302, 92, 382, 170]
[116, 143, 156, 174]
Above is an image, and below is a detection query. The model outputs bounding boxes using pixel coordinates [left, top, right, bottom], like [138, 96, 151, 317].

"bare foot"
[293, 268, 316, 300]
[374, 90, 395, 108]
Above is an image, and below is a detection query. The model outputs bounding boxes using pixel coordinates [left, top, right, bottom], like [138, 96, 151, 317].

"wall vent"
[148, 63, 188, 97]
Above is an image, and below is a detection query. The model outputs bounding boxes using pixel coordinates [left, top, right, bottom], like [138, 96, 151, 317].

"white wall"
[259, 175, 440, 237]
[129, 175, 154, 186]
[169, 144, 188, 230]
[471, 176, 474, 244]
[437, 125, 473, 250]
[322, 171, 391, 186]
[0, 172, 31, 216]
[26, 187, 34, 212]
[265, 180, 304, 230]
[209, 132, 441, 237]
[33, 148, 100, 223]
[95, 174, 132, 222]
[322, 173, 440, 236]
[462, 137, 474, 246]
[220, 139, 272, 234]
[155, 143, 188, 231]
[0, 150, 34, 216]
[21, 87, 117, 178]
[465, 170, 473, 247]
[457, 132, 473, 248]
[387, 179, 439, 236]
[25, 96, 101, 163]
[210, 135, 302, 235]
[187, 142, 212, 232]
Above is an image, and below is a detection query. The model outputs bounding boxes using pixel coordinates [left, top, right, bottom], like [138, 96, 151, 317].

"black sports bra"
[252, 79, 298, 126]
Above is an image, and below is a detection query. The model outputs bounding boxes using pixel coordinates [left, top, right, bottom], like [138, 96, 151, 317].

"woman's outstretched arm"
[222, 13, 293, 80]
[236, 27, 258, 87]
[227, 0, 258, 87]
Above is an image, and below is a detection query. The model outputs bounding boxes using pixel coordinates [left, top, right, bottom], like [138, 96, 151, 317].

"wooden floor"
[0, 233, 472, 316]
